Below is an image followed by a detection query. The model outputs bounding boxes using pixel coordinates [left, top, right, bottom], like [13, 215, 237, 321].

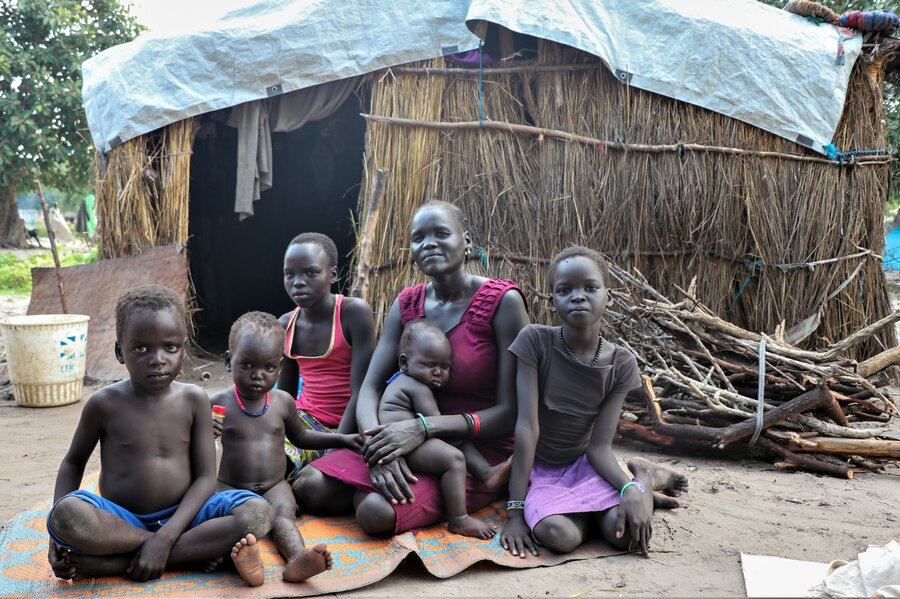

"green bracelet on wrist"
[619, 478, 645, 499]
[416, 412, 430, 439]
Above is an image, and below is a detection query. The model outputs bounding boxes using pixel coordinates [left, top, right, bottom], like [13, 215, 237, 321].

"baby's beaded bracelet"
[462, 412, 480, 438]
[506, 500, 525, 510]
[619, 477, 644, 499]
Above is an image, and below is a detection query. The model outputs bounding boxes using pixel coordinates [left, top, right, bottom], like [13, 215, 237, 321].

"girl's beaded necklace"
[233, 384, 270, 417]
[558, 327, 603, 367]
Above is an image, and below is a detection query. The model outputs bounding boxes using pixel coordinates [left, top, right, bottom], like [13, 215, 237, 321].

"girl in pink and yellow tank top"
[277, 233, 375, 480]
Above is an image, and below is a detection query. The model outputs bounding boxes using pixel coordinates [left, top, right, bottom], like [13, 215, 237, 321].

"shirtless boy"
[211, 311, 362, 582]
[377, 320, 511, 539]
[47, 285, 273, 585]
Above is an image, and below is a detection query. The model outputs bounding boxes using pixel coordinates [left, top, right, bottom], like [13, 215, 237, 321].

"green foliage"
[0, 247, 98, 295]
[886, 194, 900, 220]
[0, 0, 142, 193]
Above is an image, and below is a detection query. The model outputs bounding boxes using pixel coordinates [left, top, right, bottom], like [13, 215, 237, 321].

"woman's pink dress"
[310, 279, 521, 532]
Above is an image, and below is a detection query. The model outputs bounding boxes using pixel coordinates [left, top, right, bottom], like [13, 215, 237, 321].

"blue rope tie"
[474, 246, 488, 268]
[729, 258, 764, 313]
[478, 40, 485, 126]
[822, 144, 887, 166]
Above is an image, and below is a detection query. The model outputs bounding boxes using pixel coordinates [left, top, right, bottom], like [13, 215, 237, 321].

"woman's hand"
[369, 458, 418, 504]
[500, 514, 539, 558]
[362, 420, 427, 466]
[616, 486, 654, 557]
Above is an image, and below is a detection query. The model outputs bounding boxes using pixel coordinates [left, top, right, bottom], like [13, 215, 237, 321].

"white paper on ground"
[740, 553, 829, 598]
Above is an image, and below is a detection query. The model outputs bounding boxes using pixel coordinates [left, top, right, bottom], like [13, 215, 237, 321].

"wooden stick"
[771, 249, 877, 270]
[823, 397, 851, 427]
[390, 63, 607, 76]
[361, 113, 892, 167]
[823, 310, 900, 358]
[34, 180, 69, 314]
[351, 169, 389, 298]
[791, 414, 883, 438]
[832, 392, 886, 415]
[777, 434, 900, 458]
[616, 420, 677, 447]
[755, 436, 861, 479]
[856, 345, 900, 377]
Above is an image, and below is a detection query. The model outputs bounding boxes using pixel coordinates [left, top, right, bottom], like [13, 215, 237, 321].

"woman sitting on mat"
[293, 200, 529, 534]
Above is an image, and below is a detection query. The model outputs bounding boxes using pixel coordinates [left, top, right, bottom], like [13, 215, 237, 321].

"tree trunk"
[0, 186, 26, 248]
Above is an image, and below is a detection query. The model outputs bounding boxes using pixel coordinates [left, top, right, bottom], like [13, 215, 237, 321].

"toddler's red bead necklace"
[233, 384, 269, 417]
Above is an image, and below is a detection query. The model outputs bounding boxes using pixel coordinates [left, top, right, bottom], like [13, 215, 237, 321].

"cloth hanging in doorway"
[228, 76, 359, 220]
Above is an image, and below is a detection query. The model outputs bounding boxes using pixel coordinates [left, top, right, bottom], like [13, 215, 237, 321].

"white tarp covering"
[82, 0, 862, 155]
[82, 0, 482, 152]
[467, 0, 863, 154]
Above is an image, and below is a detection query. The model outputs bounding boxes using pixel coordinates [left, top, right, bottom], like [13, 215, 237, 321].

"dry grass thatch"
[94, 118, 197, 334]
[354, 39, 896, 360]
[95, 118, 194, 258]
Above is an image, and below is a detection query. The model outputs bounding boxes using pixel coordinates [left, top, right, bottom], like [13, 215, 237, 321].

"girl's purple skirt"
[525, 454, 620, 529]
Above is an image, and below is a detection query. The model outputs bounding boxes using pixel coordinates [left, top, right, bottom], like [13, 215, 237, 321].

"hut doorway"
[188, 95, 366, 349]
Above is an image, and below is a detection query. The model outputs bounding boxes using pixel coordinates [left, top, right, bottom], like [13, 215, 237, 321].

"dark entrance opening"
[188, 95, 366, 350]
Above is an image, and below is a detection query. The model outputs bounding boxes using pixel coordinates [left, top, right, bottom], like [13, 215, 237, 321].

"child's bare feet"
[66, 553, 132, 579]
[203, 556, 224, 572]
[481, 456, 513, 491]
[627, 456, 689, 496]
[282, 543, 332, 582]
[231, 534, 265, 587]
[652, 491, 680, 509]
[448, 515, 497, 539]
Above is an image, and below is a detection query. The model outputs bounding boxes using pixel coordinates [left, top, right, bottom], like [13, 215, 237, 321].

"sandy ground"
[1, 260, 899, 596]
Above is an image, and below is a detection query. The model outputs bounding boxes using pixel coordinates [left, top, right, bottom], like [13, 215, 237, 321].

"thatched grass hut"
[86, 2, 897, 358]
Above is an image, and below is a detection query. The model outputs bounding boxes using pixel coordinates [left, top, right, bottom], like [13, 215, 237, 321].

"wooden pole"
[34, 180, 69, 314]
[350, 169, 389, 299]
[768, 432, 900, 458]
[361, 113, 893, 167]
[856, 345, 900, 377]
[755, 437, 863, 479]
[390, 63, 607, 76]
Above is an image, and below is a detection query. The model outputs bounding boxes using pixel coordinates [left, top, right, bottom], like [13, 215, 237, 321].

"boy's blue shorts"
[46, 489, 261, 553]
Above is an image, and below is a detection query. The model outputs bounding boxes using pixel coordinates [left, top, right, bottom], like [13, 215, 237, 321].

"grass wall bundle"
[354, 40, 895, 359]
[95, 118, 193, 259]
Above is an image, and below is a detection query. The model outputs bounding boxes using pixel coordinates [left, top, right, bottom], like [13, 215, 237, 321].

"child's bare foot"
[231, 534, 265, 587]
[282, 543, 332, 582]
[203, 556, 224, 572]
[66, 553, 131, 579]
[481, 456, 513, 491]
[448, 515, 497, 539]
[652, 491, 680, 509]
[627, 456, 689, 496]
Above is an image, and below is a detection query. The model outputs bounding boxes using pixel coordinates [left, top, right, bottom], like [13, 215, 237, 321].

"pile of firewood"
[606, 265, 900, 478]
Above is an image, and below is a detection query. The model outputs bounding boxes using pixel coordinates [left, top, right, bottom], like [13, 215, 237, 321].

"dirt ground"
[1, 267, 899, 596]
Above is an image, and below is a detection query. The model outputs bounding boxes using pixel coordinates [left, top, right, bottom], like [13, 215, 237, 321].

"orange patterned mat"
[0, 490, 619, 598]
